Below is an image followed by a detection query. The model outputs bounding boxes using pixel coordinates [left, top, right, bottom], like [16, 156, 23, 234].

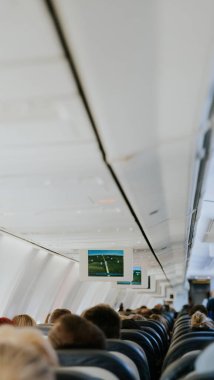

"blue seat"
[55, 369, 99, 380]
[160, 351, 200, 380]
[107, 339, 150, 380]
[57, 349, 137, 380]
[162, 337, 214, 370]
[121, 329, 157, 379]
[170, 331, 214, 349]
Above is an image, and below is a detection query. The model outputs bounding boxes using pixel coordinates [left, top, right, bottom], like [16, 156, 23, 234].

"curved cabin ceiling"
[0, 0, 213, 289]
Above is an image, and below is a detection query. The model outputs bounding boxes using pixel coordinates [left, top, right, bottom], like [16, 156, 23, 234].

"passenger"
[16, 328, 58, 365]
[48, 314, 106, 349]
[207, 297, 214, 321]
[149, 313, 169, 330]
[137, 307, 152, 318]
[0, 317, 14, 325]
[48, 308, 72, 324]
[191, 311, 214, 331]
[13, 314, 36, 327]
[189, 304, 208, 316]
[121, 318, 140, 329]
[82, 304, 121, 338]
[118, 302, 124, 312]
[0, 325, 58, 366]
[45, 313, 51, 324]
[0, 342, 54, 380]
[178, 304, 191, 316]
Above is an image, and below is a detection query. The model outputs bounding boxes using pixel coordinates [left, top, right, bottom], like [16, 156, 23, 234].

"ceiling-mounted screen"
[80, 249, 133, 281]
[117, 266, 148, 288]
[88, 250, 123, 277]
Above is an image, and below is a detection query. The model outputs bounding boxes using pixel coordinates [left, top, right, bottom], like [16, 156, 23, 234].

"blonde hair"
[12, 314, 36, 327]
[0, 342, 54, 380]
[191, 311, 214, 329]
[0, 326, 58, 366]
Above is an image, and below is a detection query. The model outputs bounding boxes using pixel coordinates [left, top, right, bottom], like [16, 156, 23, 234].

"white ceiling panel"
[0, 59, 76, 101]
[0, 96, 95, 145]
[0, 0, 62, 63]
[54, 0, 214, 160]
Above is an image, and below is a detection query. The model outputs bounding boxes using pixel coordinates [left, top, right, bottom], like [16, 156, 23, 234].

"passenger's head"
[149, 314, 168, 329]
[48, 314, 106, 350]
[12, 314, 36, 327]
[82, 304, 121, 338]
[0, 317, 14, 326]
[44, 313, 51, 324]
[17, 328, 58, 366]
[0, 342, 54, 380]
[48, 308, 72, 324]
[189, 304, 208, 316]
[121, 319, 139, 329]
[0, 325, 58, 366]
[191, 311, 214, 329]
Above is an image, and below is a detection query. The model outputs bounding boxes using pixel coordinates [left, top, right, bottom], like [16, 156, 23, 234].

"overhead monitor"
[117, 266, 148, 288]
[80, 249, 133, 281]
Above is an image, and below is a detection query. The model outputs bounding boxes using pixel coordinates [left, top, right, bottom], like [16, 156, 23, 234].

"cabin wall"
[0, 232, 166, 319]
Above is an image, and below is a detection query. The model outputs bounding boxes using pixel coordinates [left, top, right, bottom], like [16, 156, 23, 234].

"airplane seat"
[107, 339, 151, 380]
[139, 326, 164, 357]
[110, 351, 140, 380]
[173, 318, 190, 331]
[162, 337, 214, 371]
[171, 326, 191, 340]
[135, 320, 168, 350]
[180, 372, 214, 379]
[163, 313, 174, 330]
[170, 331, 214, 349]
[56, 349, 137, 380]
[54, 368, 101, 380]
[120, 329, 157, 379]
[36, 324, 52, 336]
[55, 367, 119, 380]
[160, 351, 200, 380]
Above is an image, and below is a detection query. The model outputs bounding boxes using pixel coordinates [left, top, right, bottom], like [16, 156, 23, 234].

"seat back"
[162, 337, 214, 370]
[57, 349, 137, 380]
[171, 332, 214, 349]
[121, 330, 156, 379]
[140, 326, 164, 356]
[36, 323, 52, 336]
[55, 368, 100, 380]
[107, 339, 150, 380]
[135, 320, 168, 349]
[160, 351, 200, 380]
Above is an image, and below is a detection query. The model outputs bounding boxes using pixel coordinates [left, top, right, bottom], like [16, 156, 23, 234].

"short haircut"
[48, 314, 106, 350]
[49, 308, 71, 324]
[82, 304, 121, 338]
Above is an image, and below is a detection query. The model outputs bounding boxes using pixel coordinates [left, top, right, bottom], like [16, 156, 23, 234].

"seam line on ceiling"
[0, 228, 79, 263]
[44, 0, 169, 282]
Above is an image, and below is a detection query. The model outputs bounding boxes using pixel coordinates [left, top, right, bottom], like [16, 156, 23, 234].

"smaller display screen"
[88, 250, 124, 277]
[117, 266, 141, 285]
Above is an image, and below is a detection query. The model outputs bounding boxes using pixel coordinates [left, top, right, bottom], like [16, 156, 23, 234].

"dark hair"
[48, 314, 106, 350]
[121, 319, 139, 329]
[82, 304, 121, 338]
[49, 309, 71, 324]
[189, 305, 208, 316]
